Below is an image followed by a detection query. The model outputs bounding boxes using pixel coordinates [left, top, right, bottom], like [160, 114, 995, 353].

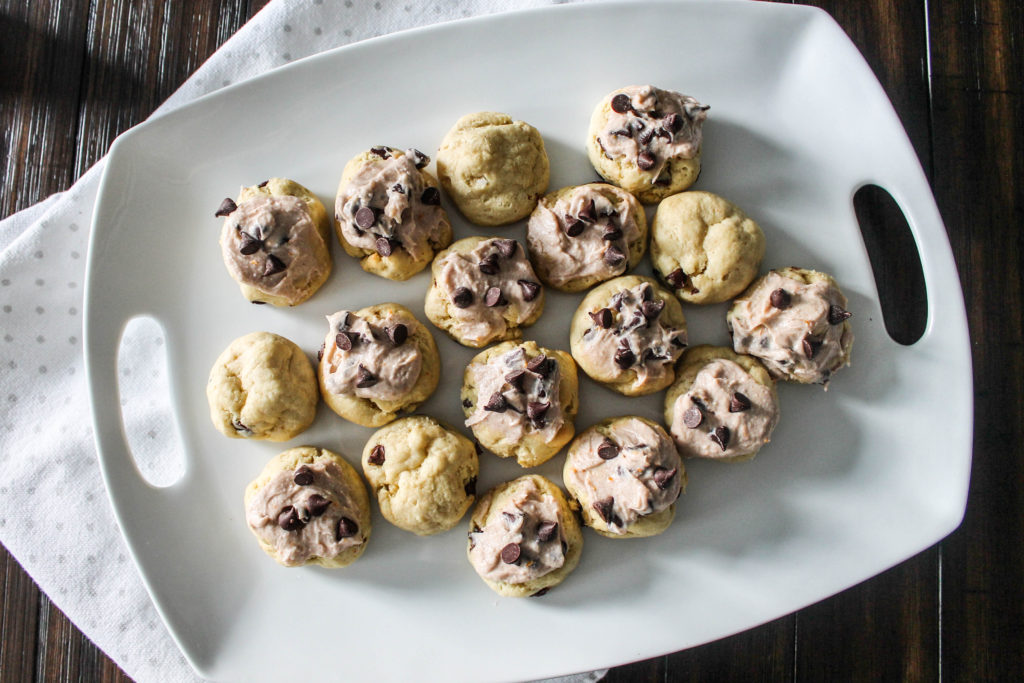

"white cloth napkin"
[0, 1, 608, 680]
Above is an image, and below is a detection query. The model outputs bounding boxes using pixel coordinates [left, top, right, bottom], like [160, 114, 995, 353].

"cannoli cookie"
[726, 267, 854, 385]
[526, 182, 647, 293]
[467, 474, 583, 597]
[334, 146, 452, 281]
[436, 112, 550, 226]
[665, 346, 780, 462]
[563, 416, 685, 538]
[361, 416, 479, 536]
[216, 178, 332, 306]
[586, 85, 708, 204]
[318, 303, 439, 428]
[462, 340, 578, 468]
[425, 236, 544, 348]
[244, 446, 371, 568]
[651, 191, 765, 304]
[206, 331, 317, 441]
[569, 275, 688, 396]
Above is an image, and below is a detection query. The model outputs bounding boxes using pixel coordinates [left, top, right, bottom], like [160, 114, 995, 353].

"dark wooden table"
[2, 1, 1021, 680]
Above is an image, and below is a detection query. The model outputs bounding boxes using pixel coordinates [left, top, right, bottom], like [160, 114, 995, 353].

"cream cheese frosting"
[322, 309, 422, 402]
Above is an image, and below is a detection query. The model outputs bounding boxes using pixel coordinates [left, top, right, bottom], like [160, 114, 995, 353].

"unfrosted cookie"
[467, 474, 583, 597]
[665, 346, 780, 462]
[436, 112, 550, 226]
[586, 85, 708, 204]
[425, 236, 544, 348]
[526, 182, 647, 293]
[462, 340, 578, 468]
[563, 416, 685, 538]
[244, 446, 371, 568]
[318, 303, 439, 428]
[361, 416, 479, 536]
[206, 331, 317, 441]
[569, 275, 688, 396]
[651, 191, 765, 304]
[334, 146, 452, 281]
[217, 178, 332, 306]
[726, 267, 854, 385]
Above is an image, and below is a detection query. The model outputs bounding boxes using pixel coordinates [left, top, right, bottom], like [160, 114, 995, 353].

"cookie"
[569, 275, 688, 396]
[318, 303, 440, 428]
[334, 146, 452, 281]
[462, 340, 578, 468]
[425, 236, 544, 348]
[244, 446, 371, 568]
[563, 416, 685, 538]
[436, 112, 550, 225]
[586, 85, 709, 204]
[650, 191, 766, 304]
[665, 345, 780, 462]
[467, 474, 583, 597]
[206, 331, 317, 441]
[726, 267, 854, 385]
[217, 177, 332, 306]
[361, 416, 479, 536]
[526, 182, 648, 293]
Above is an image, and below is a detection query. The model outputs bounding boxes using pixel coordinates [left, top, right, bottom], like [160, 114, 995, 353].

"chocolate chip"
[251, 300, 266, 305]
[578, 199, 597, 222]
[613, 347, 635, 369]
[517, 280, 541, 302]
[496, 239, 518, 258]
[391, 183, 405, 195]
[355, 365, 378, 388]
[638, 128, 655, 145]
[653, 467, 677, 489]
[710, 426, 730, 451]
[411, 148, 429, 168]
[294, 466, 314, 486]
[526, 402, 549, 422]
[654, 128, 672, 141]
[484, 392, 508, 412]
[637, 151, 656, 170]
[828, 305, 852, 325]
[502, 511, 517, 527]
[238, 232, 261, 255]
[257, 180, 269, 188]
[500, 543, 521, 564]
[589, 307, 613, 329]
[526, 354, 552, 377]
[335, 331, 353, 351]
[386, 323, 408, 345]
[602, 225, 623, 241]
[610, 93, 632, 113]
[803, 337, 822, 359]
[662, 112, 682, 132]
[505, 369, 527, 392]
[368, 444, 385, 465]
[375, 237, 395, 257]
[537, 521, 558, 543]
[682, 404, 703, 429]
[604, 245, 626, 266]
[354, 206, 376, 229]
[478, 254, 500, 275]
[564, 218, 585, 237]
[451, 287, 473, 308]
[484, 287, 507, 307]
[464, 476, 477, 497]
[641, 284, 654, 301]
[531, 587, 550, 597]
[307, 494, 331, 517]
[278, 506, 304, 531]
[770, 288, 791, 310]
[597, 439, 620, 460]
[263, 254, 286, 276]
[231, 418, 253, 436]
[369, 146, 391, 159]
[593, 498, 614, 523]
[611, 128, 630, 137]
[462, 398, 473, 408]
[336, 517, 359, 539]
[215, 198, 237, 217]
[729, 392, 751, 413]
[665, 268, 689, 289]
[317, 343, 325, 362]
[641, 299, 665, 320]
[420, 186, 441, 205]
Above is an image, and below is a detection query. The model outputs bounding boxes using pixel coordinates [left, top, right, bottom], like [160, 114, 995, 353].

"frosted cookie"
[361, 416, 479, 536]
[586, 85, 708, 204]
[563, 416, 685, 538]
[651, 191, 765, 304]
[462, 340, 578, 468]
[436, 112, 550, 226]
[425, 236, 544, 348]
[467, 474, 583, 597]
[726, 267, 854, 385]
[244, 446, 371, 568]
[334, 146, 452, 281]
[317, 303, 439, 428]
[206, 331, 317, 441]
[569, 275, 688, 396]
[665, 346, 780, 462]
[526, 182, 647, 293]
[216, 178, 332, 306]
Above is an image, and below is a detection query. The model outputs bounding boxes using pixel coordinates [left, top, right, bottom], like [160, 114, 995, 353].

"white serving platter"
[85, 1, 972, 680]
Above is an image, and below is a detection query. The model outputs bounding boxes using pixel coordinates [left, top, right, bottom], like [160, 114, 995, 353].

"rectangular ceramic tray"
[85, 2, 972, 680]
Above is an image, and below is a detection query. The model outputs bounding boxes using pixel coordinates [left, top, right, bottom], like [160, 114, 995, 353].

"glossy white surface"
[85, 2, 972, 680]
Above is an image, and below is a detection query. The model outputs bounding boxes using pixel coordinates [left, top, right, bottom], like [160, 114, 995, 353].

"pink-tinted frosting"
[322, 309, 422, 402]
[465, 345, 562, 443]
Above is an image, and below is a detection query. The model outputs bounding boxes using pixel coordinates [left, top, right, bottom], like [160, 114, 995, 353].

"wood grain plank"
[0, 547, 39, 683]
